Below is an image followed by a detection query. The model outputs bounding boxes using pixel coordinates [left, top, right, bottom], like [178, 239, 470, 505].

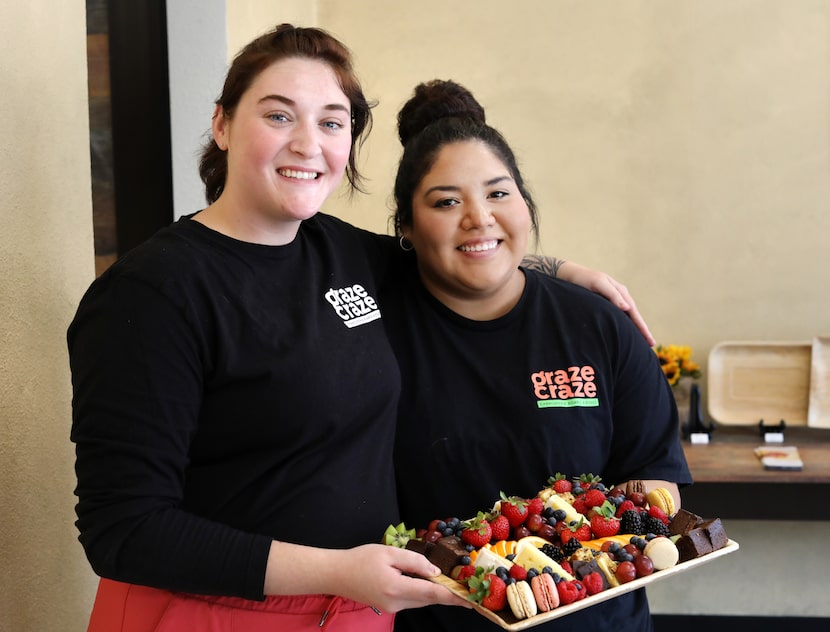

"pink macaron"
[530, 573, 560, 612]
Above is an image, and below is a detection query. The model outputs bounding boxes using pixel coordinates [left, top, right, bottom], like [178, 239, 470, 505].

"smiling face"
[210, 57, 352, 243]
[405, 140, 531, 319]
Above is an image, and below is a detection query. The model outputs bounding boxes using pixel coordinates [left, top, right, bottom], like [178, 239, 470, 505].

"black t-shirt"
[384, 267, 691, 631]
[68, 213, 402, 599]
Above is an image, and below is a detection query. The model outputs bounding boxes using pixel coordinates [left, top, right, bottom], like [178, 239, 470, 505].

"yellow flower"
[661, 361, 681, 386]
[653, 345, 702, 387]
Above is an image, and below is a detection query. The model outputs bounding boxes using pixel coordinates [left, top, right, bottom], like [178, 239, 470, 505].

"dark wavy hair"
[199, 24, 375, 204]
[392, 79, 538, 242]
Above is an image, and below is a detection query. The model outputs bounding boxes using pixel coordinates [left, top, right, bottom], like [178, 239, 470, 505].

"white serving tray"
[431, 539, 739, 630]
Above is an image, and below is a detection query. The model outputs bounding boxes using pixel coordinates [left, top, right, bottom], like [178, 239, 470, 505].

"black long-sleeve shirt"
[68, 214, 402, 600]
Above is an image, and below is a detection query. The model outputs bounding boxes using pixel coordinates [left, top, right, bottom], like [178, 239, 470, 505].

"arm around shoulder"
[522, 255, 656, 347]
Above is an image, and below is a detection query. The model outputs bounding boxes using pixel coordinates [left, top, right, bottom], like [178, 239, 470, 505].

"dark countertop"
[680, 425, 830, 520]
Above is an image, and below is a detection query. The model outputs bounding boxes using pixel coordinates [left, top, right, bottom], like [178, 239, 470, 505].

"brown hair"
[199, 24, 375, 204]
[393, 80, 538, 241]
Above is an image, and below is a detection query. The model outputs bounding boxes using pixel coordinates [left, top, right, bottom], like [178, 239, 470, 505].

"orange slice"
[580, 534, 637, 551]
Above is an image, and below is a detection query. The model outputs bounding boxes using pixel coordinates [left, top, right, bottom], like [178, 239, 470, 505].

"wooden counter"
[680, 425, 830, 520]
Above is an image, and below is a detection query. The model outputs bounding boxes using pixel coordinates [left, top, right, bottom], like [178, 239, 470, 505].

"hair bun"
[397, 79, 485, 146]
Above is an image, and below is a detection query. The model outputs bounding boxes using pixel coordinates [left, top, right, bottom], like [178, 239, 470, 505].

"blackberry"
[620, 509, 644, 535]
[540, 544, 566, 563]
[644, 516, 670, 538]
[563, 537, 583, 556]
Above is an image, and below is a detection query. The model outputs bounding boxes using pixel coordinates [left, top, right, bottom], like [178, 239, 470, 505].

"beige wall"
[318, 0, 830, 389]
[0, 1, 99, 630]
[2, 1, 828, 630]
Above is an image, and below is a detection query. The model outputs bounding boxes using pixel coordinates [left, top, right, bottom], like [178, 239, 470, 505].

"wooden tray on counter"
[708, 341, 811, 426]
[431, 540, 739, 630]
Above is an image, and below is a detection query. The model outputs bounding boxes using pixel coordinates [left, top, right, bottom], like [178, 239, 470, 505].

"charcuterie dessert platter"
[384, 474, 738, 630]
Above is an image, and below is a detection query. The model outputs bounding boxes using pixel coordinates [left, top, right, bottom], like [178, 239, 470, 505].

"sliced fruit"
[383, 522, 416, 548]
[544, 493, 586, 526]
[513, 537, 574, 581]
[579, 534, 637, 551]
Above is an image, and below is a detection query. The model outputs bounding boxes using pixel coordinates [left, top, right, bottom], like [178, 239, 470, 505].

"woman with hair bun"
[386, 80, 691, 632]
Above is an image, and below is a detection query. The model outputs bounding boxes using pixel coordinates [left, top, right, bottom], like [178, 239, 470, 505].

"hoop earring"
[399, 235, 414, 252]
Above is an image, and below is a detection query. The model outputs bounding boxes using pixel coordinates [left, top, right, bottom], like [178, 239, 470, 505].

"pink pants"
[87, 578, 395, 632]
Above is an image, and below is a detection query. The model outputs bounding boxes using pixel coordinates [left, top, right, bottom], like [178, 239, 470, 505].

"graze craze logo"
[531, 365, 599, 408]
[325, 284, 381, 328]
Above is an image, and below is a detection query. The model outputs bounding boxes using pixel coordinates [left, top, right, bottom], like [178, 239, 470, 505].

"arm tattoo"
[521, 255, 566, 278]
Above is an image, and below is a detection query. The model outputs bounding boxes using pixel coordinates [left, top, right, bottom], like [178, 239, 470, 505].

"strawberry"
[499, 492, 529, 527]
[571, 496, 588, 516]
[582, 572, 605, 595]
[590, 500, 621, 538]
[489, 514, 510, 542]
[456, 565, 477, 583]
[508, 564, 528, 582]
[550, 472, 572, 494]
[461, 512, 493, 549]
[556, 579, 580, 605]
[615, 499, 636, 518]
[468, 569, 507, 612]
[648, 505, 669, 525]
[583, 488, 607, 509]
[575, 473, 602, 493]
[561, 518, 592, 543]
[527, 497, 545, 515]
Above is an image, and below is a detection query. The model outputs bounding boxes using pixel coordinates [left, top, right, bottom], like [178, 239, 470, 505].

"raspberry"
[457, 565, 476, 582]
[582, 571, 605, 595]
[556, 580, 580, 605]
[509, 564, 528, 581]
